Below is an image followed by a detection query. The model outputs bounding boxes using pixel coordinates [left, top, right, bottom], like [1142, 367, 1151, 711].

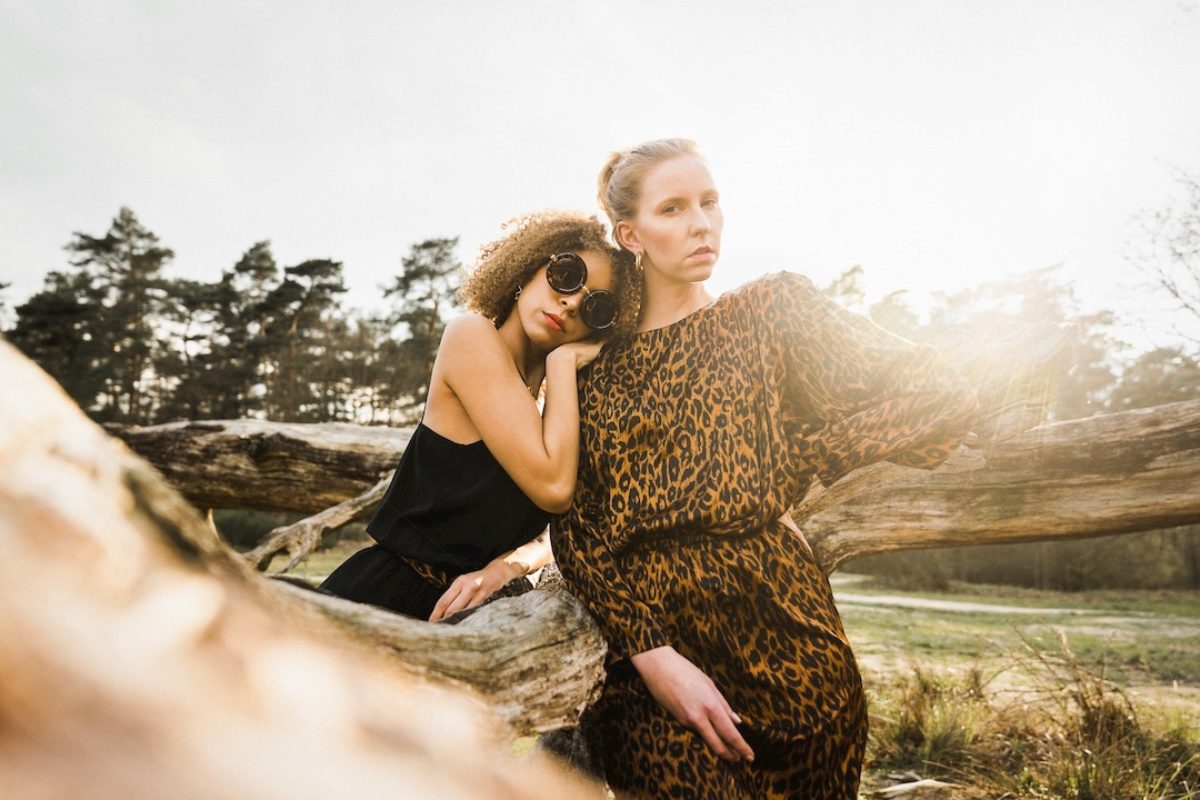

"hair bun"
[595, 139, 700, 249]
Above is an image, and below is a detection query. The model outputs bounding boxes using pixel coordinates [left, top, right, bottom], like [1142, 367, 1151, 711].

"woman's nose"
[690, 207, 711, 232]
[559, 293, 580, 313]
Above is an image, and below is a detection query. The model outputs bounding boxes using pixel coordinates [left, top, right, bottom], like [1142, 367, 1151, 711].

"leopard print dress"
[552, 272, 977, 799]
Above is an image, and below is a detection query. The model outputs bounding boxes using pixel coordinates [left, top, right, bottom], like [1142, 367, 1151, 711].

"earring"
[634, 252, 643, 271]
[514, 285, 522, 300]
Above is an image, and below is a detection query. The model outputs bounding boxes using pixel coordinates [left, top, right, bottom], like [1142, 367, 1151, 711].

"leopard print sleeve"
[757, 271, 978, 487]
[552, 509, 670, 660]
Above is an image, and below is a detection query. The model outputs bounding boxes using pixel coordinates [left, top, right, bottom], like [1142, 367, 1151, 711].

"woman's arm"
[428, 531, 551, 622]
[433, 315, 599, 513]
[761, 272, 978, 485]
[555, 514, 755, 762]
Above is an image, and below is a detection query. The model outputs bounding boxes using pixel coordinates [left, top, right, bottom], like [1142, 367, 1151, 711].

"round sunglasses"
[544, 252, 619, 331]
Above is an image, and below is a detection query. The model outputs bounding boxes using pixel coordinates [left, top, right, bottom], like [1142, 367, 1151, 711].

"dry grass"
[865, 632, 1200, 799]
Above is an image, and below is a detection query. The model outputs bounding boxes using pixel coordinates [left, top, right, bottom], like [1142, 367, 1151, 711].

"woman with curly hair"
[321, 210, 639, 622]
[549, 140, 978, 798]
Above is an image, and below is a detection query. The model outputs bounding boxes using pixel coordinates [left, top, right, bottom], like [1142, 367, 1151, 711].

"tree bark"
[801, 400, 1200, 571]
[244, 473, 393, 572]
[105, 417, 409, 514]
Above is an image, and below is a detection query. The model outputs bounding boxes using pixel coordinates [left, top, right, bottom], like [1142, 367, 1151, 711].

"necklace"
[515, 361, 540, 398]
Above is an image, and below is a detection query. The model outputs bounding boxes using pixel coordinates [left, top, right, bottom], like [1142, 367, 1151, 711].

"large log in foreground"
[0, 341, 597, 798]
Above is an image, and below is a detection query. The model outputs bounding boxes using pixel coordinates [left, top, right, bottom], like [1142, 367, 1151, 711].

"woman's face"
[516, 248, 616, 350]
[619, 154, 723, 285]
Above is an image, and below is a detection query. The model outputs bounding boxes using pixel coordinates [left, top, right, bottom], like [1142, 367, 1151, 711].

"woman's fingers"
[716, 689, 741, 724]
[710, 707, 754, 761]
[631, 646, 754, 762]
[431, 571, 498, 621]
[430, 576, 472, 621]
[692, 716, 736, 762]
[699, 675, 752, 760]
[429, 584, 460, 622]
[442, 580, 479, 616]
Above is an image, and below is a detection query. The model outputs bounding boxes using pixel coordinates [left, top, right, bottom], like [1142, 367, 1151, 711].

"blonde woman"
[552, 141, 977, 798]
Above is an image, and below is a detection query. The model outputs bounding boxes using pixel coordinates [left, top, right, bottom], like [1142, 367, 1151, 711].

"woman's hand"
[630, 646, 755, 763]
[429, 559, 523, 622]
[548, 339, 604, 371]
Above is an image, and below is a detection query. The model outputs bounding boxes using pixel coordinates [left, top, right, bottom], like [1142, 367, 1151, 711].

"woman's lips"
[543, 312, 564, 332]
[688, 246, 716, 260]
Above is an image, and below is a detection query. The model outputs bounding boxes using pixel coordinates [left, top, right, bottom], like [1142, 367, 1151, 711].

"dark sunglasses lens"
[581, 291, 618, 330]
[546, 254, 587, 293]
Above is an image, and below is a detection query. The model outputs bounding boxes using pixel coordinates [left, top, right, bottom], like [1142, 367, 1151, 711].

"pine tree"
[260, 258, 347, 421]
[157, 277, 226, 421]
[65, 208, 174, 423]
[383, 238, 463, 415]
[209, 241, 281, 419]
[0, 281, 11, 327]
[7, 270, 107, 413]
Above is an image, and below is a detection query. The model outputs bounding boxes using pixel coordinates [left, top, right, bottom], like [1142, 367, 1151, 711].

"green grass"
[834, 575, 1200, 618]
[840, 580, 1200, 796]
[835, 578, 1200, 685]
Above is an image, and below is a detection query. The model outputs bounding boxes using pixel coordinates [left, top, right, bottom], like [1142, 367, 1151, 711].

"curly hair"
[460, 209, 642, 338]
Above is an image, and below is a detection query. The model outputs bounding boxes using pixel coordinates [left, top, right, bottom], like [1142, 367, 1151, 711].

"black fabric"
[319, 422, 551, 620]
[319, 544, 445, 620]
[364, 422, 552, 575]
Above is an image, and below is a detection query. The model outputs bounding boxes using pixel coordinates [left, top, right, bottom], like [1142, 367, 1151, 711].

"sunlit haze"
[3, 0, 1199, 348]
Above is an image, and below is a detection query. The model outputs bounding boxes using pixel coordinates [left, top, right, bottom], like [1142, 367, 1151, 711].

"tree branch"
[244, 473, 393, 572]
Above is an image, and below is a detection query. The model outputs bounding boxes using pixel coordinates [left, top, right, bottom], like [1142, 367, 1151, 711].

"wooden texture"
[244, 474, 394, 572]
[112, 400, 1200, 574]
[107, 418, 410, 514]
[0, 341, 598, 797]
[804, 399, 1200, 571]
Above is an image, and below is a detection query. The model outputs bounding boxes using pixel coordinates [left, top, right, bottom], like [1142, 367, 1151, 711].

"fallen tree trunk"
[803, 399, 1200, 571]
[111, 401, 1200, 568]
[109, 320, 1071, 521]
[105, 418, 409, 515]
[0, 341, 598, 797]
[117, 319, 1075, 568]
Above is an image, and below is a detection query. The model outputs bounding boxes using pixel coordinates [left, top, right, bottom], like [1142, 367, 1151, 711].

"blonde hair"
[597, 138, 702, 244]
[460, 209, 641, 339]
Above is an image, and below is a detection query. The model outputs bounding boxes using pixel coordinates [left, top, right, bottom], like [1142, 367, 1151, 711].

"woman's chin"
[682, 261, 716, 283]
[652, 261, 715, 285]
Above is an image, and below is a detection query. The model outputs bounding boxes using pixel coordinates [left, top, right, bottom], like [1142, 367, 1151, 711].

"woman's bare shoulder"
[442, 312, 499, 338]
[439, 313, 503, 354]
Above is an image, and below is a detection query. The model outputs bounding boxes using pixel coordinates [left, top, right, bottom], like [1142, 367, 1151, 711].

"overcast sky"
[3, 0, 1199, 347]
